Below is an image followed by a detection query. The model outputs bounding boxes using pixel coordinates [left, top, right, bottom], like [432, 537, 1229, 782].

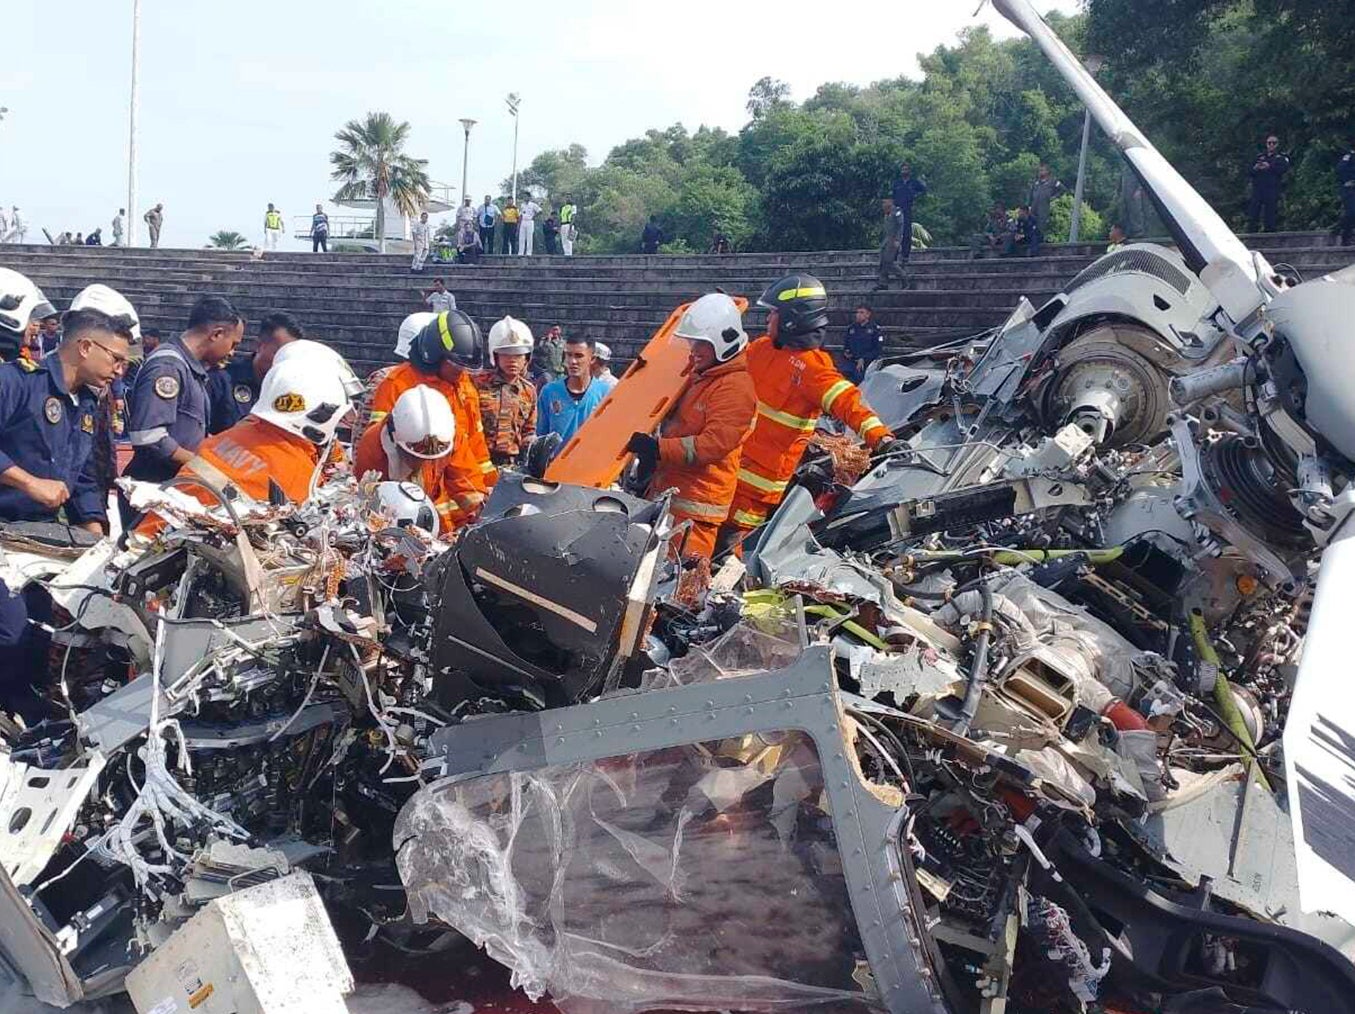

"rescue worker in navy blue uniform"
[1247, 134, 1291, 234]
[0, 308, 132, 694]
[126, 296, 242, 485]
[841, 305, 884, 384]
[890, 161, 928, 265]
[206, 312, 303, 434]
[1338, 142, 1355, 248]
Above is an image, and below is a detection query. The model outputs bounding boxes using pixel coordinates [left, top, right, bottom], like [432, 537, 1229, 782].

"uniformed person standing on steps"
[126, 296, 243, 488]
[206, 312, 303, 434]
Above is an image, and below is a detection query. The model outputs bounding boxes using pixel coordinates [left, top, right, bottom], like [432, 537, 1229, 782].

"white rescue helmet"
[375, 481, 440, 538]
[0, 268, 56, 339]
[396, 312, 436, 360]
[387, 385, 455, 459]
[272, 339, 364, 403]
[67, 284, 140, 340]
[593, 341, 612, 363]
[253, 347, 355, 445]
[674, 293, 747, 363]
[487, 315, 534, 359]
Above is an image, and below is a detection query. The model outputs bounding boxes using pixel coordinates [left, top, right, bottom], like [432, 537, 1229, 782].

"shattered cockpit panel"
[396, 735, 871, 1013]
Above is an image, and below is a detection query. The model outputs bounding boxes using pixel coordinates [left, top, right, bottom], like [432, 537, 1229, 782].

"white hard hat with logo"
[396, 312, 436, 360]
[387, 386, 455, 459]
[487, 315, 534, 359]
[593, 341, 612, 363]
[253, 346, 354, 444]
[674, 293, 747, 363]
[272, 338, 364, 402]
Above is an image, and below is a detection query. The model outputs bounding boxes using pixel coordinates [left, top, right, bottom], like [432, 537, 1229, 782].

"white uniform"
[411, 220, 431, 271]
[559, 204, 577, 256]
[425, 289, 456, 313]
[0, 208, 9, 244]
[9, 209, 24, 244]
[112, 213, 125, 247]
[518, 200, 542, 256]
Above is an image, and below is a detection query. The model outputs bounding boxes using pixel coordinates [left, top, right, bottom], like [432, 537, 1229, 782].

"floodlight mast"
[991, 0, 1279, 340]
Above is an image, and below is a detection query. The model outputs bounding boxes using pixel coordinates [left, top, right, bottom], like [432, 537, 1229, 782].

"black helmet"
[410, 309, 485, 374]
[757, 273, 829, 338]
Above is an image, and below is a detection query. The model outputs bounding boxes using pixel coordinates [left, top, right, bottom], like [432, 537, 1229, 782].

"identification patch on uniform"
[232, 384, 253, 404]
[154, 375, 180, 399]
[550, 399, 564, 415]
[43, 397, 63, 424]
[80, 413, 94, 433]
[273, 392, 306, 412]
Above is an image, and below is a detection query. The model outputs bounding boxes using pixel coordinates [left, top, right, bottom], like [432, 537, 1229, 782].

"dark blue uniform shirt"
[206, 356, 258, 435]
[844, 321, 884, 363]
[0, 356, 104, 523]
[125, 337, 210, 483]
[891, 177, 928, 215]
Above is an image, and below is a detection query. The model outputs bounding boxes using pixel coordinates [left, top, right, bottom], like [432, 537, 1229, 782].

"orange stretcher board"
[544, 296, 748, 489]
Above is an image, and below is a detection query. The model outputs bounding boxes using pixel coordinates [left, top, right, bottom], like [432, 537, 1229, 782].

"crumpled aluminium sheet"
[394, 734, 874, 1013]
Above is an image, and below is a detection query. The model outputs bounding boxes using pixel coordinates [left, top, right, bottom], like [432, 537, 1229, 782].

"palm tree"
[330, 112, 431, 253]
[208, 230, 249, 250]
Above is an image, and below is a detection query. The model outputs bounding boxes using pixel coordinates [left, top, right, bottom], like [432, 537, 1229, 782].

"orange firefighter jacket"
[368, 362, 498, 492]
[650, 355, 757, 524]
[354, 418, 485, 531]
[135, 416, 321, 535]
[736, 335, 889, 505]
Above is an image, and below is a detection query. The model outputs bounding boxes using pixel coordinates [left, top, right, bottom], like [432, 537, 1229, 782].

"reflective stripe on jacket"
[735, 334, 888, 503]
[136, 416, 321, 536]
[650, 354, 757, 523]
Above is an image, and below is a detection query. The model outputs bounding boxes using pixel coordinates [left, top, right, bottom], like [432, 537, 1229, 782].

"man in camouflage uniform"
[475, 316, 537, 467]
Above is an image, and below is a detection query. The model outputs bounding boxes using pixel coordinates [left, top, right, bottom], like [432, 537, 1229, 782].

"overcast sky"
[1, 0, 1078, 250]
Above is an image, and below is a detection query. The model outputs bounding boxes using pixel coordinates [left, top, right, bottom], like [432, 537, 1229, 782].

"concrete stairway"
[3, 233, 1351, 376]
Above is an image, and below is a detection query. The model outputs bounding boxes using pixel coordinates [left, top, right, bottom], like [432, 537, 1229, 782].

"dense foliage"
[502, 6, 1350, 253]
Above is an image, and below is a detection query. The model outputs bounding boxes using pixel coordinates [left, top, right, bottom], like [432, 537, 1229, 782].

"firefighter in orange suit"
[625, 293, 757, 564]
[138, 343, 356, 533]
[354, 385, 483, 535]
[368, 310, 497, 521]
[720, 273, 893, 546]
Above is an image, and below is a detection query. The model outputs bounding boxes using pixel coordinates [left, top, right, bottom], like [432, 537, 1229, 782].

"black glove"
[626, 432, 659, 468]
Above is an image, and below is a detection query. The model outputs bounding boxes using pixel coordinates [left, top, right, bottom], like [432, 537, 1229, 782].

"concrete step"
[34, 277, 1075, 315]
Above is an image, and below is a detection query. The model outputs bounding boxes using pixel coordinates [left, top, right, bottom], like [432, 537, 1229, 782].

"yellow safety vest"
[559, 204, 576, 225]
[265, 211, 283, 230]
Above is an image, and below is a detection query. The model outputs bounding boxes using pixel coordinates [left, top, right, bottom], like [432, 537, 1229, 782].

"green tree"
[329, 112, 431, 253]
[207, 230, 248, 250]
[746, 77, 792, 120]
[1087, 0, 1355, 231]
[502, 144, 590, 204]
[670, 164, 757, 250]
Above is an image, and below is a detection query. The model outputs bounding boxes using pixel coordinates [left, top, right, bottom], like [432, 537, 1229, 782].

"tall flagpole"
[127, 0, 141, 246]
[506, 93, 521, 203]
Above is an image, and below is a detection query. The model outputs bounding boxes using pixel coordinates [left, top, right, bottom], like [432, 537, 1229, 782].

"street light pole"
[458, 118, 477, 206]
[506, 93, 521, 204]
[127, 0, 141, 247]
[1069, 53, 1105, 245]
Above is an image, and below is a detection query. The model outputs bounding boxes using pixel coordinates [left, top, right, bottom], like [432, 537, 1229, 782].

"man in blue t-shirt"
[537, 335, 609, 445]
